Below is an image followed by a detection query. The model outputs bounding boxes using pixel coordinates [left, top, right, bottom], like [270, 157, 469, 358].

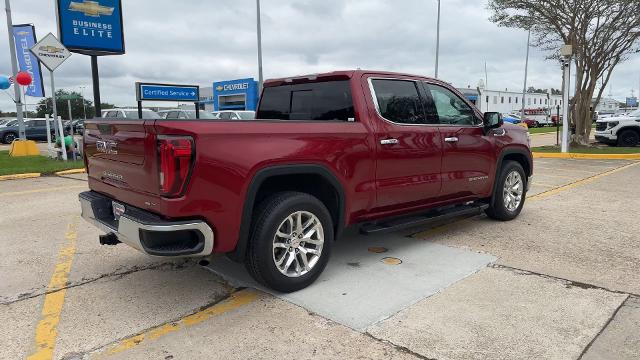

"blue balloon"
[0, 76, 10, 90]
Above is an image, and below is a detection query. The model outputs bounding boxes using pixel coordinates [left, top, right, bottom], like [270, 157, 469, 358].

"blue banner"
[57, 0, 125, 54]
[138, 84, 200, 102]
[12, 24, 45, 98]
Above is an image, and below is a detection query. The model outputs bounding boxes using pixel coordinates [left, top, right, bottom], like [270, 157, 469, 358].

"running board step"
[360, 203, 489, 235]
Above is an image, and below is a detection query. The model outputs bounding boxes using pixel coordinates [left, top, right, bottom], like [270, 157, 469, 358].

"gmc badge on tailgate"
[96, 140, 118, 155]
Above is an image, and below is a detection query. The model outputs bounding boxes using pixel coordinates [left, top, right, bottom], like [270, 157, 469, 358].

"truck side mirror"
[483, 112, 503, 130]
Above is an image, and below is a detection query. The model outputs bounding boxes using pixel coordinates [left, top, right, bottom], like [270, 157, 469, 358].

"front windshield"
[5, 120, 18, 127]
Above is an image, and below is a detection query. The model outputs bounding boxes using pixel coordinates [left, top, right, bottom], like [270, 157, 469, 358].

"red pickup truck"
[80, 70, 532, 292]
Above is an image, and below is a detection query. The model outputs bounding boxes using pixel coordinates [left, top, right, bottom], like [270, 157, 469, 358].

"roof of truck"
[264, 70, 445, 87]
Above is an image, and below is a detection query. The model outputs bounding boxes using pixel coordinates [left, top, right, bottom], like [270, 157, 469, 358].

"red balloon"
[15, 71, 32, 86]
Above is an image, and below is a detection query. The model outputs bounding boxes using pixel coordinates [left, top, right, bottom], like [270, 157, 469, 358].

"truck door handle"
[380, 138, 399, 145]
[444, 137, 459, 143]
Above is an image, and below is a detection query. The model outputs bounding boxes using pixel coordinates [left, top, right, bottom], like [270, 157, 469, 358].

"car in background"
[0, 119, 16, 127]
[211, 110, 256, 120]
[0, 119, 58, 144]
[158, 109, 217, 119]
[68, 119, 84, 135]
[101, 109, 161, 119]
[595, 108, 640, 147]
[502, 114, 522, 124]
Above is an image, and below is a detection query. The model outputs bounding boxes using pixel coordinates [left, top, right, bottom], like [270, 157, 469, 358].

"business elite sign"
[56, 0, 124, 54]
[12, 24, 45, 97]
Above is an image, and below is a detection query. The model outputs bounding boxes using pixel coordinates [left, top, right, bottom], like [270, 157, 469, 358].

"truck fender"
[229, 164, 346, 262]
[490, 147, 532, 207]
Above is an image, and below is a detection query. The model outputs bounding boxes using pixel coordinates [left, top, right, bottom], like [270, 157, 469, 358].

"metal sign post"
[30, 33, 71, 161]
[560, 45, 573, 153]
[136, 82, 201, 118]
[4, 0, 26, 140]
[44, 114, 53, 156]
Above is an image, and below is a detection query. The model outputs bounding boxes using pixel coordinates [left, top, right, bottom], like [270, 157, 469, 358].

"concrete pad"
[369, 267, 627, 360]
[101, 293, 419, 360]
[207, 231, 495, 330]
[53, 265, 229, 358]
[424, 161, 640, 295]
[582, 296, 640, 360]
[0, 297, 42, 359]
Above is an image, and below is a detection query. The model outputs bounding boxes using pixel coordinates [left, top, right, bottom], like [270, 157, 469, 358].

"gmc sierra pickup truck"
[79, 70, 532, 292]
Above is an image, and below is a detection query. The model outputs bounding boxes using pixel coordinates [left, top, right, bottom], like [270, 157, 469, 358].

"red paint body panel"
[84, 70, 531, 255]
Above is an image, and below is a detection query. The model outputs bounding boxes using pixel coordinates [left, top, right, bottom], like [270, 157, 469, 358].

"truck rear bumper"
[79, 191, 214, 257]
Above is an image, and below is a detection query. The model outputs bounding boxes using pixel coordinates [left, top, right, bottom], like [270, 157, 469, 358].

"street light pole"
[4, 0, 25, 140]
[79, 86, 87, 120]
[521, 28, 531, 119]
[435, 0, 440, 79]
[256, 0, 264, 92]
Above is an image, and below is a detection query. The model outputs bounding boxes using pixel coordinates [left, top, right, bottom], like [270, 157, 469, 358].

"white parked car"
[594, 109, 640, 147]
[157, 109, 217, 119]
[211, 110, 256, 120]
[101, 109, 161, 119]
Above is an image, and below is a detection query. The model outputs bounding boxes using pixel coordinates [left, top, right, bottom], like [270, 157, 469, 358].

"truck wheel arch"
[491, 148, 532, 206]
[229, 164, 346, 262]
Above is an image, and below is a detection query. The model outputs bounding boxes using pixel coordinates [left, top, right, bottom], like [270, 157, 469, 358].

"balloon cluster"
[0, 71, 32, 90]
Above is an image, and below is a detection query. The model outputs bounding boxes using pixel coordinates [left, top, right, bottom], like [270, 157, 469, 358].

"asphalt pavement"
[1, 158, 638, 360]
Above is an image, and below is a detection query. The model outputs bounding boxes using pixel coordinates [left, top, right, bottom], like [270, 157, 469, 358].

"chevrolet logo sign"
[16, 31, 29, 36]
[216, 86, 224, 91]
[39, 45, 65, 54]
[69, 0, 114, 17]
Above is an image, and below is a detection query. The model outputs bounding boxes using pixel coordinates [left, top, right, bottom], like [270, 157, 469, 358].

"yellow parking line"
[0, 185, 86, 197]
[529, 162, 639, 201]
[27, 217, 80, 360]
[94, 289, 260, 357]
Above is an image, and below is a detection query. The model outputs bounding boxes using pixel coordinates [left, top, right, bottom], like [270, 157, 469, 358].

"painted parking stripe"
[0, 185, 86, 197]
[27, 217, 79, 360]
[92, 289, 259, 357]
[529, 161, 639, 201]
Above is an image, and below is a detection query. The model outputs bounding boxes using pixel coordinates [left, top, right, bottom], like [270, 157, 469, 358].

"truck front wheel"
[617, 130, 639, 147]
[245, 191, 333, 293]
[485, 161, 527, 221]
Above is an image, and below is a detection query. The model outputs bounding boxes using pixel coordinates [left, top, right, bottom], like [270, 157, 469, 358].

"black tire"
[534, 121, 540, 128]
[617, 130, 639, 147]
[245, 191, 333, 293]
[2, 132, 17, 144]
[485, 161, 527, 221]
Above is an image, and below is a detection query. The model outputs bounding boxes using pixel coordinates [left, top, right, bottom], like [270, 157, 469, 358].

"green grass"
[0, 151, 84, 176]
[532, 145, 640, 154]
[528, 126, 561, 134]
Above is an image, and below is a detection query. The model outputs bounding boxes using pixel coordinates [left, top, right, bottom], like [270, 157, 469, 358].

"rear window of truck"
[257, 80, 354, 121]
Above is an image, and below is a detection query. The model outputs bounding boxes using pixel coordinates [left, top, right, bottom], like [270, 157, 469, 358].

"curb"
[55, 168, 86, 176]
[0, 173, 41, 181]
[533, 152, 640, 160]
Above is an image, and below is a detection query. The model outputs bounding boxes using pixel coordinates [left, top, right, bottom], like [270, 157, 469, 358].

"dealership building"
[199, 78, 259, 112]
[458, 84, 564, 116]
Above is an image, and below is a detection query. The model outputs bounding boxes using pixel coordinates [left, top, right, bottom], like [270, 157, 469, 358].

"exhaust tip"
[198, 259, 210, 267]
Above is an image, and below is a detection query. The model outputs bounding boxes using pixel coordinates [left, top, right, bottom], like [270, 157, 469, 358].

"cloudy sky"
[1, 0, 639, 111]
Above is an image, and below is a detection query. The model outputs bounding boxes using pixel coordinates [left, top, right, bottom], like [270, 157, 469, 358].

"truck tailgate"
[84, 120, 160, 196]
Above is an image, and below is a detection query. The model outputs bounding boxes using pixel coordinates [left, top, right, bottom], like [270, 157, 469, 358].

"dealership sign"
[30, 33, 72, 72]
[56, 0, 125, 55]
[12, 25, 45, 97]
[136, 83, 200, 102]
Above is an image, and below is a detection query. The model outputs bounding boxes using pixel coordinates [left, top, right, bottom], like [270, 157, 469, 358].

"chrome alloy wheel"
[272, 211, 324, 278]
[503, 170, 524, 212]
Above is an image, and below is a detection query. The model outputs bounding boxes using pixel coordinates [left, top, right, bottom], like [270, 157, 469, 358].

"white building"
[592, 97, 620, 115]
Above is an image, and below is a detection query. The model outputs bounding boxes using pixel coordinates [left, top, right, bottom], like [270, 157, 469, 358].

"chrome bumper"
[79, 191, 214, 257]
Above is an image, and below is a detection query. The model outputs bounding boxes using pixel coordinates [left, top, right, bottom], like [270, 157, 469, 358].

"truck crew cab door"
[423, 82, 494, 200]
[368, 77, 443, 212]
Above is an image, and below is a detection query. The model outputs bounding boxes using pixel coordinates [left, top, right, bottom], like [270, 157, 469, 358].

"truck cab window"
[257, 80, 354, 121]
[427, 84, 477, 126]
[371, 79, 427, 125]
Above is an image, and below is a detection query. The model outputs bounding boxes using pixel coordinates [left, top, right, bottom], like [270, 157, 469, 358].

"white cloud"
[0, 0, 638, 111]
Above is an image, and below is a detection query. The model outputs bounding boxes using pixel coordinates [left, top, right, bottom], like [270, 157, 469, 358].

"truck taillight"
[158, 136, 194, 197]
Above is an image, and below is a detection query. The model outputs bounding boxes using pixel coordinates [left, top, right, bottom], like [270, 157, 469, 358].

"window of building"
[515, 97, 518, 104]
[493, 96, 497, 104]
[508, 97, 511, 104]
[486, 96, 489, 104]
[528, 98, 531, 105]
[534, 98, 537, 105]
[501, 97, 504, 104]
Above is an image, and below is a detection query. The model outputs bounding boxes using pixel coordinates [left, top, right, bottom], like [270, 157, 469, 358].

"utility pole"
[4, 0, 25, 140]
[435, 0, 441, 79]
[256, 0, 264, 92]
[521, 28, 531, 119]
[560, 44, 573, 153]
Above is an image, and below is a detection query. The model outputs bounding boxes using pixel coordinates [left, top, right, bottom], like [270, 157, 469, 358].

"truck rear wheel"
[485, 161, 526, 221]
[245, 191, 333, 293]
